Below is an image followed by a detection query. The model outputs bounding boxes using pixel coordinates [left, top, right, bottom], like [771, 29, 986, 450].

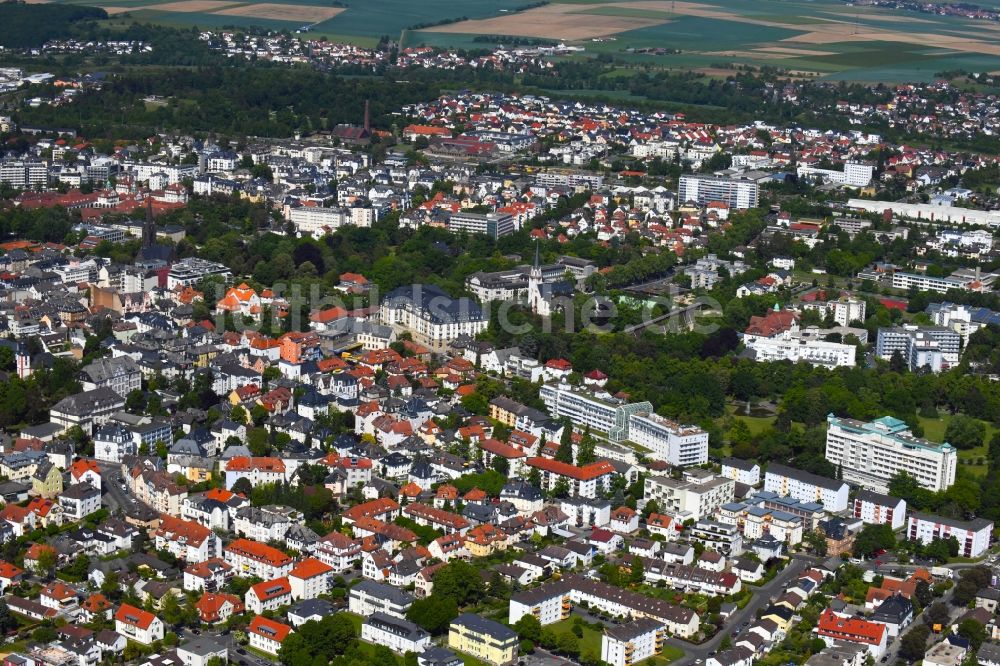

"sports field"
[38, 0, 1000, 80]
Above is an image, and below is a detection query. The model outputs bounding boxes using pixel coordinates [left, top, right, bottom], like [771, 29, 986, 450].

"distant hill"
[0, 1, 107, 49]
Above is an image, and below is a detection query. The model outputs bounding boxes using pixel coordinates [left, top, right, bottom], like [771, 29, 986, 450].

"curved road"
[666, 555, 815, 665]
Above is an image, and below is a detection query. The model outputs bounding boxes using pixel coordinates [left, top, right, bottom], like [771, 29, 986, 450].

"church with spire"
[527, 242, 574, 317]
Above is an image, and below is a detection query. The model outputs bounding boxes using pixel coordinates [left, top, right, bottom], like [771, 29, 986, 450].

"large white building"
[446, 212, 516, 239]
[289, 205, 373, 237]
[800, 296, 867, 327]
[678, 174, 759, 210]
[796, 161, 873, 188]
[627, 412, 709, 466]
[907, 513, 993, 558]
[852, 490, 906, 530]
[539, 383, 652, 442]
[643, 470, 735, 522]
[601, 619, 667, 666]
[875, 325, 961, 373]
[745, 334, 856, 367]
[764, 463, 849, 512]
[361, 613, 431, 654]
[380, 284, 487, 348]
[826, 415, 957, 493]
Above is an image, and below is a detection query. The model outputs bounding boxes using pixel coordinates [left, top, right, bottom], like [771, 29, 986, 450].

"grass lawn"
[457, 655, 492, 666]
[650, 645, 686, 664]
[917, 414, 996, 477]
[726, 404, 777, 436]
[546, 618, 603, 656]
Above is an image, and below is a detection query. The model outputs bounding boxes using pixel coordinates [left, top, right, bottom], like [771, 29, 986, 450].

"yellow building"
[448, 614, 519, 666]
[465, 525, 507, 558]
[32, 462, 63, 499]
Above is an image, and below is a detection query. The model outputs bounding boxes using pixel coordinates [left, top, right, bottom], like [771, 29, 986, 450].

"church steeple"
[530, 240, 541, 280]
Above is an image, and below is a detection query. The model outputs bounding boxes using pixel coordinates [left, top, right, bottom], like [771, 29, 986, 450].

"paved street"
[666, 555, 814, 665]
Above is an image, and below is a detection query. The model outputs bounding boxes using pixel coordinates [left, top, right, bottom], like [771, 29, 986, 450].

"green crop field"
[42, 0, 1000, 80]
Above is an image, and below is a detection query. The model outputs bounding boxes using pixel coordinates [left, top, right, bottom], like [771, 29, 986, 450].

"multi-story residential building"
[288, 558, 333, 601]
[446, 212, 516, 239]
[509, 575, 699, 637]
[79, 356, 142, 397]
[314, 531, 362, 572]
[183, 559, 232, 593]
[246, 577, 292, 614]
[720, 458, 761, 486]
[678, 174, 759, 209]
[224, 457, 287, 489]
[875, 325, 961, 372]
[127, 467, 187, 516]
[800, 296, 866, 327]
[114, 604, 164, 645]
[852, 490, 906, 530]
[361, 613, 431, 654]
[627, 412, 708, 466]
[49, 388, 126, 436]
[825, 415, 957, 493]
[601, 619, 667, 666]
[0, 160, 48, 189]
[539, 383, 652, 442]
[223, 539, 294, 580]
[348, 580, 414, 619]
[689, 520, 743, 556]
[717, 502, 803, 547]
[764, 463, 849, 512]
[232, 505, 303, 542]
[907, 513, 993, 558]
[817, 609, 887, 658]
[643, 470, 735, 522]
[58, 483, 102, 520]
[166, 257, 232, 289]
[448, 614, 519, 665]
[247, 616, 292, 656]
[380, 284, 488, 348]
[525, 457, 616, 499]
[153, 515, 222, 563]
[403, 503, 470, 535]
[508, 585, 572, 627]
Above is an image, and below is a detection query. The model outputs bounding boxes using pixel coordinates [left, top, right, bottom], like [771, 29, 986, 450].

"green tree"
[432, 560, 486, 606]
[406, 595, 458, 634]
[898, 624, 930, 662]
[852, 523, 895, 558]
[513, 615, 542, 643]
[944, 415, 986, 450]
[555, 419, 574, 464]
[957, 619, 986, 649]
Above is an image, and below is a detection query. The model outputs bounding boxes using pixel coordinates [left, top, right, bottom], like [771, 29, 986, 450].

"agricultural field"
[36, 0, 1000, 79]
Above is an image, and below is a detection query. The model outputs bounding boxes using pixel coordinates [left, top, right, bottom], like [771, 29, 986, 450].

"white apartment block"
[348, 580, 414, 619]
[875, 325, 961, 373]
[289, 205, 373, 237]
[717, 502, 803, 547]
[745, 335, 856, 367]
[826, 415, 956, 493]
[627, 412, 709, 466]
[720, 458, 760, 486]
[601, 619, 667, 666]
[890, 271, 976, 294]
[907, 513, 992, 558]
[796, 161, 873, 188]
[852, 490, 906, 530]
[643, 470, 735, 522]
[361, 613, 431, 654]
[801, 297, 866, 327]
[539, 383, 652, 442]
[764, 463, 849, 512]
[678, 174, 759, 210]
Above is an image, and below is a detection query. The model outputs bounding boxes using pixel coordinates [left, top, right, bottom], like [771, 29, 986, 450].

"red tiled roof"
[526, 457, 615, 481]
[248, 616, 292, 643]
[115, 603, 158, 630]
